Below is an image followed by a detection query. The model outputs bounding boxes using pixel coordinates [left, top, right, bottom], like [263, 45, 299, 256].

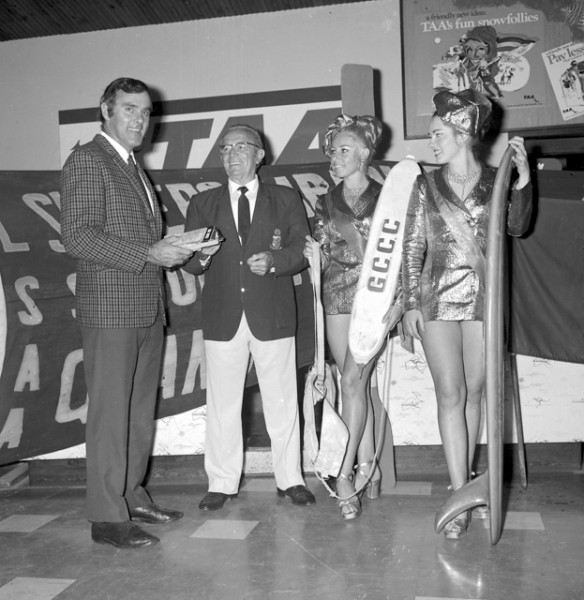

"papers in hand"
[166, 226, 224, 251]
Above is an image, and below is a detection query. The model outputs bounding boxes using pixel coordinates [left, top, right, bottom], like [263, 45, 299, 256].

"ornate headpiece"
[433, 89, 492, 136]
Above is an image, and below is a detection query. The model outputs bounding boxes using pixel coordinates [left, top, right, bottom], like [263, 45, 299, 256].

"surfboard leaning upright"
[348, 157, 421, 368]
[433, 146, 515, 545]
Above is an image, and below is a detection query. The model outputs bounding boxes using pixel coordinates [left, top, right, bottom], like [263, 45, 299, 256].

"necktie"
[128, 155, 152, 211]
[238, 186, 250, 245]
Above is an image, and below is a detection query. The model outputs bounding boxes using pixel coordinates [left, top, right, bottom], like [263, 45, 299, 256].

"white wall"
[0, 1, 436, 170]
[1, 0, 581, 459]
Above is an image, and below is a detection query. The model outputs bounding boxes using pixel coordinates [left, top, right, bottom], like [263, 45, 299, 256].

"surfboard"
[434, 146, 515, 545]
[509, 352, 528, 491]
[348, 157, 421, 367]
[484, 145, 515, 545]
[0, 271, 6, 382]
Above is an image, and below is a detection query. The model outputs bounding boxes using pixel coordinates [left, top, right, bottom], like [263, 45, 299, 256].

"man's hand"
[247, 251, 274, 276]
[200, 241, 221, 256]
[147, 239, 193, 268]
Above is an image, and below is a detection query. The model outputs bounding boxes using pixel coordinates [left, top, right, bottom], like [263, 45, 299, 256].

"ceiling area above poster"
[0, 0, 365, 42]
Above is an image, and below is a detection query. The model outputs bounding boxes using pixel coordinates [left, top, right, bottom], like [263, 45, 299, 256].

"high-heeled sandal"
[354, 461, 381, 500]
[336, 473, 362, 520]
[472, 505, 490, 520]
[443, 511, 469, 540]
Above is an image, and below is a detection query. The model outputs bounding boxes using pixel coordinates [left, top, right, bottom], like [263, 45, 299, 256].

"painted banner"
[1, 161, 581, 463]
[0, 161, 392, 465]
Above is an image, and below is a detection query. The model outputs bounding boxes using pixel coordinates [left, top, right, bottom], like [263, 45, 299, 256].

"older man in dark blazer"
[61, 78, 193, 548]
[183, 124, 315, 511]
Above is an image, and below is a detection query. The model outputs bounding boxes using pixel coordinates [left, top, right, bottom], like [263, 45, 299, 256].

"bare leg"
[326, 315, 375, 517]
[356, 382, 376, 465]
[422, 320, 485, 537]
[355, 374, 384, 493]
[325, 315, 375, 479]
[422, 321, 475, 493]
[461, 321, 485, 473]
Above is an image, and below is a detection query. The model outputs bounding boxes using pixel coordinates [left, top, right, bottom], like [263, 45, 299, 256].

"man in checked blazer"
[60, 78, 193, 549]
[182, 124, 316, 511]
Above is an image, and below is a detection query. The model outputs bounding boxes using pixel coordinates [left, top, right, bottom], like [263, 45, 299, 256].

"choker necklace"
[343, 183, 367, 204]
[448, 166, 480, 199]
[448, 167, 481, 185]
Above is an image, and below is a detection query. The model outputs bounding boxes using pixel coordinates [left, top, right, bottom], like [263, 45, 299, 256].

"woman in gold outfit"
[402, 89, 532, 538]
[304, 114, 384, 520]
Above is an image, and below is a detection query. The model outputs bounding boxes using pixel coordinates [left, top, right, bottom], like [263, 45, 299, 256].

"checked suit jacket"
[182, 181, 310, 342]
[60, 134, 165, 328]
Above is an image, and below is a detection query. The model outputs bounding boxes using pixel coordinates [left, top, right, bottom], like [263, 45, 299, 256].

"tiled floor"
[0, 470, 583, 600]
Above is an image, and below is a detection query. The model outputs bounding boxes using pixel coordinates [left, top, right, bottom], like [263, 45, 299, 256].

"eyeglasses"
[219, 141, 261, 155]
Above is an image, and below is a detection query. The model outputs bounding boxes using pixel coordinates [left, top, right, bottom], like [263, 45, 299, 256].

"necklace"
[343, 183, 367, 205]
[447, 167, 481, 185]
[447, 167, 480, 199]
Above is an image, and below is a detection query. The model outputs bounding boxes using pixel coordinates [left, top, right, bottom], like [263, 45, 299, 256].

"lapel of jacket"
[247, 182, 269, 246]
[217, 185, 239, 243]
[133, 159, 162, 227]
[95, 135, 157, 222]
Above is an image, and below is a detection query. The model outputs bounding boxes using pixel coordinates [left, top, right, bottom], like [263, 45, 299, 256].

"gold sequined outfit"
[402, 165, 532, 322]
[312, 179, 382, 315]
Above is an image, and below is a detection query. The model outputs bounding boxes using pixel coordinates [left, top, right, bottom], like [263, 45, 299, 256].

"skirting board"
[20, 442, 584, 487]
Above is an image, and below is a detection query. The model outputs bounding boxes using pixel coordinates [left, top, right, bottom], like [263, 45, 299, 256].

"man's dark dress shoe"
[277, 485, 316, 506]
[129, 503, 183, 524]
[199, 492, 237, 511]
[91, 521, 159, 548]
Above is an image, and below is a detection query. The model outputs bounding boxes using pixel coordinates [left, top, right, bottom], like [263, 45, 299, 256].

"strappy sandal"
[472, 505, 490, 520]
[336, 473, 362, 520]
[443, 512, 469, 540]
[354, 461, 382, 500]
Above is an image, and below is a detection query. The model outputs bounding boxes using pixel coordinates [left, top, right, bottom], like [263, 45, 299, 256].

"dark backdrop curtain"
[509, 170, 584, 364]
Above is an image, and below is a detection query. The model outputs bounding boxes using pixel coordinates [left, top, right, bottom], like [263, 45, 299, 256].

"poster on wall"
[401, 0, 584, 138]
[541, 40, 584, 120]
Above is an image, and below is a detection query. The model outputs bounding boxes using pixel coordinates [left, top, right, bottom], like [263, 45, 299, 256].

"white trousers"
[204, 313, 305, 494]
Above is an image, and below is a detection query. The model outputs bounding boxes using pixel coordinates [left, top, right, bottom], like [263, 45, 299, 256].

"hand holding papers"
[166, 226, 224, 253]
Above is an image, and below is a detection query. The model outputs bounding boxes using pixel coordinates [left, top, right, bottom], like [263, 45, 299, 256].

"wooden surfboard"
[434, 146, 515, 545]
[0, 271, 6, 382]
[348, 157, 421, 367]
[484, 145, 515, 544]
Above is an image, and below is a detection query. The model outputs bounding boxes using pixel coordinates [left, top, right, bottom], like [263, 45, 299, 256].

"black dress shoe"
[199, 492, 237, 511]
[129, 503, 183, 524]
[91, 521, 159, 548]
[277, 485, 316, 506]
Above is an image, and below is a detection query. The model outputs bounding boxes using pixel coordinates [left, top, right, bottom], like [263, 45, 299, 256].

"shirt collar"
[228, 176, 259, 195]
[99, 131, 132, 162]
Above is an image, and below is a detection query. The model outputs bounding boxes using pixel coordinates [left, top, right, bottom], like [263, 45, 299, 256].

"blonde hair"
[323, 114, 383, 163]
